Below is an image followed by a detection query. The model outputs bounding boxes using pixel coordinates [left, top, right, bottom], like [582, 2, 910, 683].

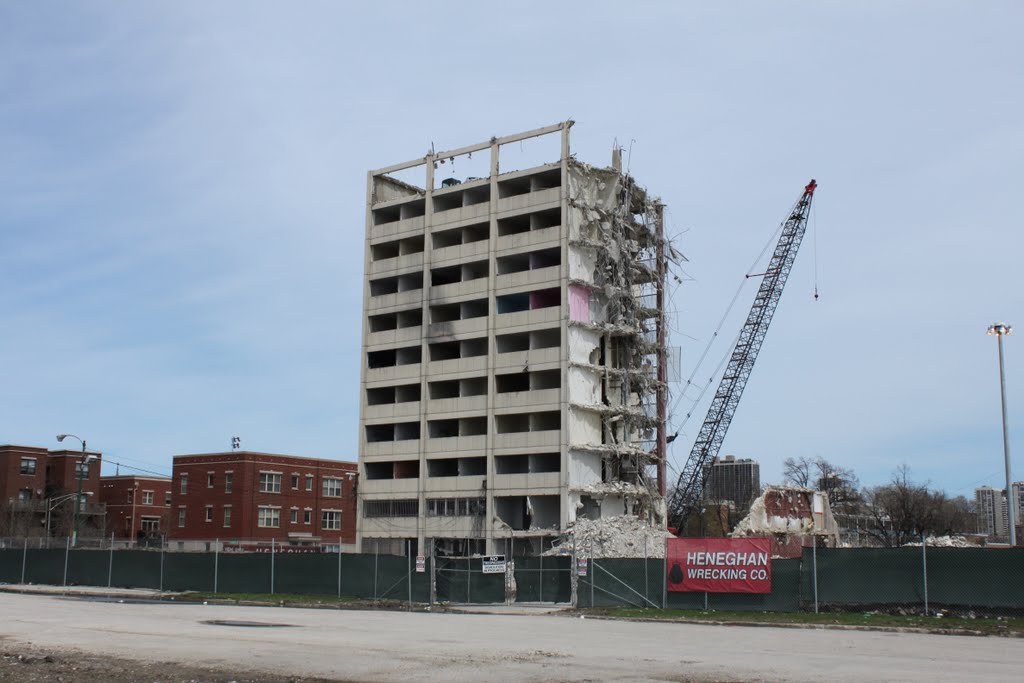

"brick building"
[0, 444, 105, 538]
[1, 445, 48, 506]
[100, 475, 172, 542]
[169, 451, 357, 551]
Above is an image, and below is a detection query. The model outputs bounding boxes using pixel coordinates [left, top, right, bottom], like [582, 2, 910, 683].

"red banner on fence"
[666, 537, 772, 594]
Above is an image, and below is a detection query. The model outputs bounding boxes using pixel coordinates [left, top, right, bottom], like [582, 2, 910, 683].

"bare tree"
[782, 456, 813, 487]
[782, 456, 860, 509]
[863, 465, 970, 547]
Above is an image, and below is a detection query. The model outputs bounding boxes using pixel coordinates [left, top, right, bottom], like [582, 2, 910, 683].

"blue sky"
[1, 2, 1020, 498]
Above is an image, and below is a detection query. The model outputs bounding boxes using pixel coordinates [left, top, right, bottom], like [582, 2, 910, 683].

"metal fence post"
[539, 550, 544, 603]
[429, 539, 436, 607]
[337, 546, 343, 598]
[466, 553, 471, 604]
[570, 536, 578, 608]
[661, 538, 667, 610]
[407, 539, 413, 609]
[108, 532, 114, 587]
[812, 538, 819, 614]
[644, 535, 649, 607]
[159, 534, 165, 592]
[922, 532, 929, 615]
[63, 536, 70, 587]
[270, 537, 275, 595]
[373, 544, 379, 600]
[214, 538, 221, 594]
[589, 540, 594, 609]
[21, 537, 27, 584]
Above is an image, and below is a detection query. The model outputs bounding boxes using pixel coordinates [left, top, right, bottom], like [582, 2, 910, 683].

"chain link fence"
[0, 536, 429, 603]
[2, 536, 1022, 615]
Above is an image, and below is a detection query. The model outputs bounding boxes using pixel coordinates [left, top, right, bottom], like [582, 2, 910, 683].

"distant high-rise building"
[975, 483, 1022, 540]
[703, 455, 760, 508]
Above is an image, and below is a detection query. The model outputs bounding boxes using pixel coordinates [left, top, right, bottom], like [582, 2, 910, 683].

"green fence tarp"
[805, 548, 923, 607]
[23, 549, 67, 586]
[274, 554, 339, 597]
[927, 548, 1024, 609]
[513, 556, 572, 603]
[216, 553, 273, 594]
[110, 550, 163, 590]
[163, 553, 216, 592]
[805, 547, 1024, 610]
[436, 557, 505, 603]
[0, 549, 23, 583]
[580, 559, 663, 609]
[3, 544, 1023, 613]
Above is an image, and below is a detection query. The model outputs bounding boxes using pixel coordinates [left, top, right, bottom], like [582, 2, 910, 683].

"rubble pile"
[546, 516, 673, 558]
[904, 535, 973, 548]
[732, 491, 811, 536]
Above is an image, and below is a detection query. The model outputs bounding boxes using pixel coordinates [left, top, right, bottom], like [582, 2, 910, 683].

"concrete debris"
[545, 516, 673, 559]
[904, 535, 974, 548]
[571, 481, 653, 497]
[731, 486, 839, 538]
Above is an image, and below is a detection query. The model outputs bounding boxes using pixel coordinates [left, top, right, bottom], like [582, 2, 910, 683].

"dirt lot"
[0, 644, 341, 683]
[2, 592, 1023, 682]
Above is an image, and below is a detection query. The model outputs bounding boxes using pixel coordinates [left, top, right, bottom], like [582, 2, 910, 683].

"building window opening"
[322, 510, 341, 530]
[259, 472, 282, 494]
[257, 506, 281, 528]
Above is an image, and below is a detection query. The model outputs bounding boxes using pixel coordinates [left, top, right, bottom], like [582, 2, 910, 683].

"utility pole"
[655, 203, 667, 499]
[987, 323, 1015, 546]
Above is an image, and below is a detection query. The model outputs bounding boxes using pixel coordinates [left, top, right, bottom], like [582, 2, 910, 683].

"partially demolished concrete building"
[356, 122, 669, 556]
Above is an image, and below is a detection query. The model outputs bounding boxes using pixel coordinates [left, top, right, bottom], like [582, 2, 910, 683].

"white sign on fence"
[577, 558, 589, 576]
[481, 555, 507, 574]
[415, 556, 425, 573]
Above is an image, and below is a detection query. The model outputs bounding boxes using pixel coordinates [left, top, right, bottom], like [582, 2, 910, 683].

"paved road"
[0, 593, 1020, 682]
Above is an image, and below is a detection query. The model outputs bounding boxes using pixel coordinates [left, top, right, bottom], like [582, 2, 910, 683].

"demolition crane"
[668, 180, 818, 533]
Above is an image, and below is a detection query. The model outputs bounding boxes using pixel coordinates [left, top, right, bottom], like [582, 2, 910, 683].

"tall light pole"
[987, 323, 1015, 546]
[56, 434, 96, 547]
[46, 492, 93, 537]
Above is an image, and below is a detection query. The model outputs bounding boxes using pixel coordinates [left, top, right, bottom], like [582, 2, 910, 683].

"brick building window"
[207, 472, 214, 488]
[205, 506, 214, 522]
[177, 508, 186, 527]
[259, 472, 282, 494]
[141, 517, 159, 534]
[180, 474, 188, 495]
[305, 475, 313, 491]
[223, 506, 232, 527]
[20, 458, 36, 475]
[290, 509, 299, 524]
[321, 511, 341, 530]
[257, 506, 280, 528]
[127, 490, 134, 503]
[165, 492, 171, 505]
[303, 509, 312, 524]
[143, 490, 154, 505]
[75, 462, 89, 479]
[322, 478, 342, 497]
[291, 474, 299, 489]
[224, 472, 233, 494]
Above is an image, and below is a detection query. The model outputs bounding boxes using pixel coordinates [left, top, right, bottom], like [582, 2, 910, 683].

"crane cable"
[669, 218, 786, 425]
[812, 201, 820, 301]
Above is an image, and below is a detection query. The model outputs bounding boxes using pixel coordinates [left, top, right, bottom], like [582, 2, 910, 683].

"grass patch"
[595, 608, 1024, 635]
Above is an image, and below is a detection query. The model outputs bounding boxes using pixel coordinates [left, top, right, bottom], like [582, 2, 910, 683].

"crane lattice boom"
[668, 180, 817, 532]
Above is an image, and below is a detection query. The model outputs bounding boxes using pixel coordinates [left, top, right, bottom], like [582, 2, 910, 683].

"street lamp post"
[987, 323, 1015, 546]
[46, 492, 93, 537]
[56, 434, 96, 547]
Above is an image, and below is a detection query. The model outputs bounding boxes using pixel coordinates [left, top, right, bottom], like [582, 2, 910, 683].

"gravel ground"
[0, 644, 343, 683]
